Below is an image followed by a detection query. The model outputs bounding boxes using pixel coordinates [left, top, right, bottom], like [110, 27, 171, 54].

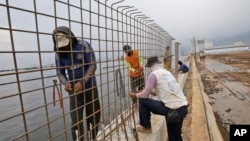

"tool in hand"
[53, 79, 63, 108]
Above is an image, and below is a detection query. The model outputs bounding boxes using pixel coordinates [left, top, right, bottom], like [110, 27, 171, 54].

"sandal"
[137, 126, 152, 134]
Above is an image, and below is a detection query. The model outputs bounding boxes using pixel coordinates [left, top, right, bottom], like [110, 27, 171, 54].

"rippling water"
[0, 62, 131, 141]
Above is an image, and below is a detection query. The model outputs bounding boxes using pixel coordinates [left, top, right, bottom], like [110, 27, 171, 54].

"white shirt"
[137, 64, 188, 109]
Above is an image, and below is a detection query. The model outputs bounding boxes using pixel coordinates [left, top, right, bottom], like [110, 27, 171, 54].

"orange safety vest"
[124, 50, 143, 77]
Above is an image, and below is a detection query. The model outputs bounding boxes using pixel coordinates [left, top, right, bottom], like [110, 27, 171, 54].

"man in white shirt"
[129, 56, 188, 141]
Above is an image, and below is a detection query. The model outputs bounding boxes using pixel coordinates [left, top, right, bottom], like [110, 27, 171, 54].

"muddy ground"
[183, 51, 250, 141]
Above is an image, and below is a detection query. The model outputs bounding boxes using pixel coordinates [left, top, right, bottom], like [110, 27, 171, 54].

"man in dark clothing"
[52, 26, 101, 141]
[178, 61, 189, 73]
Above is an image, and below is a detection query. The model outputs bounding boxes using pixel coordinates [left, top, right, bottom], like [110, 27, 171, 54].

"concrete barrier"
[190, 57, 224, 141]
[194, 60, 224, 141]
[190, 58, 210, 141]
[138, 114, 168, 141]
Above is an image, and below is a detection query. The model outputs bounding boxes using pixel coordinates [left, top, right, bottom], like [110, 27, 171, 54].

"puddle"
[205, 59, 240, 73]
[203, 58, 250, 132]
[224, 81, 250, 100]
[209, 88, 250, 131]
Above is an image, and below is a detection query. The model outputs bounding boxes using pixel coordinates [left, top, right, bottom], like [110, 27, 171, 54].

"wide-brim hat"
[54, 33, 70, 48]
[145, 56, 160, 67]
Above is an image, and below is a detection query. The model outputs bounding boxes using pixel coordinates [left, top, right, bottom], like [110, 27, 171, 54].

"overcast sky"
[1, 0, 250, 70]
[122, 0, 250, 48]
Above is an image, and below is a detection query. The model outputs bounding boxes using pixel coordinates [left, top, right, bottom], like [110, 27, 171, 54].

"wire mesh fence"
[0, 0, 176, 140]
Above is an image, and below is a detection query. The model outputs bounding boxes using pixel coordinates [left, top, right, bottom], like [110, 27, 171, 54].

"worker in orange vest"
[123, 45, 145, 104]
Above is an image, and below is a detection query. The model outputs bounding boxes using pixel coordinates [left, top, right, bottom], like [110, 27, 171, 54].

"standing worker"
[123, 45, 145, 103]
[163, 46, 172, 70]
[52, 26, 101, 141]
[129, 56, 188, 141]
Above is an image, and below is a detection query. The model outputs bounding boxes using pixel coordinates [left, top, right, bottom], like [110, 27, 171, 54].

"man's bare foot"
[137, 125, 152, 134]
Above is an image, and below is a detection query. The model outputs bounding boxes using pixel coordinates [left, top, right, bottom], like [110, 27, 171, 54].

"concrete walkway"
[190, 57, 210, 141]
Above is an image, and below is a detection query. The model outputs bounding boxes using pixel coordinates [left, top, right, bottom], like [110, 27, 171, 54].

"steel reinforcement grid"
[0, 0, 178, 140]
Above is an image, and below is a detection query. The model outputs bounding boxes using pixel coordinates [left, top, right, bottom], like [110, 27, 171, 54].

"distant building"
[204, 41, 249, 54]
[205, 41, 213, 49]
[233, 41, 244, 45]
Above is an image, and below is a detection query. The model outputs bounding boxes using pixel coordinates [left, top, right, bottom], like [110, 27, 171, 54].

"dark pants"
[138, 98, 188, 141]
[69, 86, 101, 141]
[130, 75, 145, 103]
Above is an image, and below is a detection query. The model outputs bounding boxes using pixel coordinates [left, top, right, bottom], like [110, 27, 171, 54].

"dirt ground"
[182, 51, 250, 141]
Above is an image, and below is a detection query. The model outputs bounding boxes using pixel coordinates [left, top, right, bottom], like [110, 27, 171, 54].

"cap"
[145, 56, 160, 67]
[54, 33, 69, 48]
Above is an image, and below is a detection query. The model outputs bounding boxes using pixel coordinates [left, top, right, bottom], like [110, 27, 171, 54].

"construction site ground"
[182, 51, 250, 141]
